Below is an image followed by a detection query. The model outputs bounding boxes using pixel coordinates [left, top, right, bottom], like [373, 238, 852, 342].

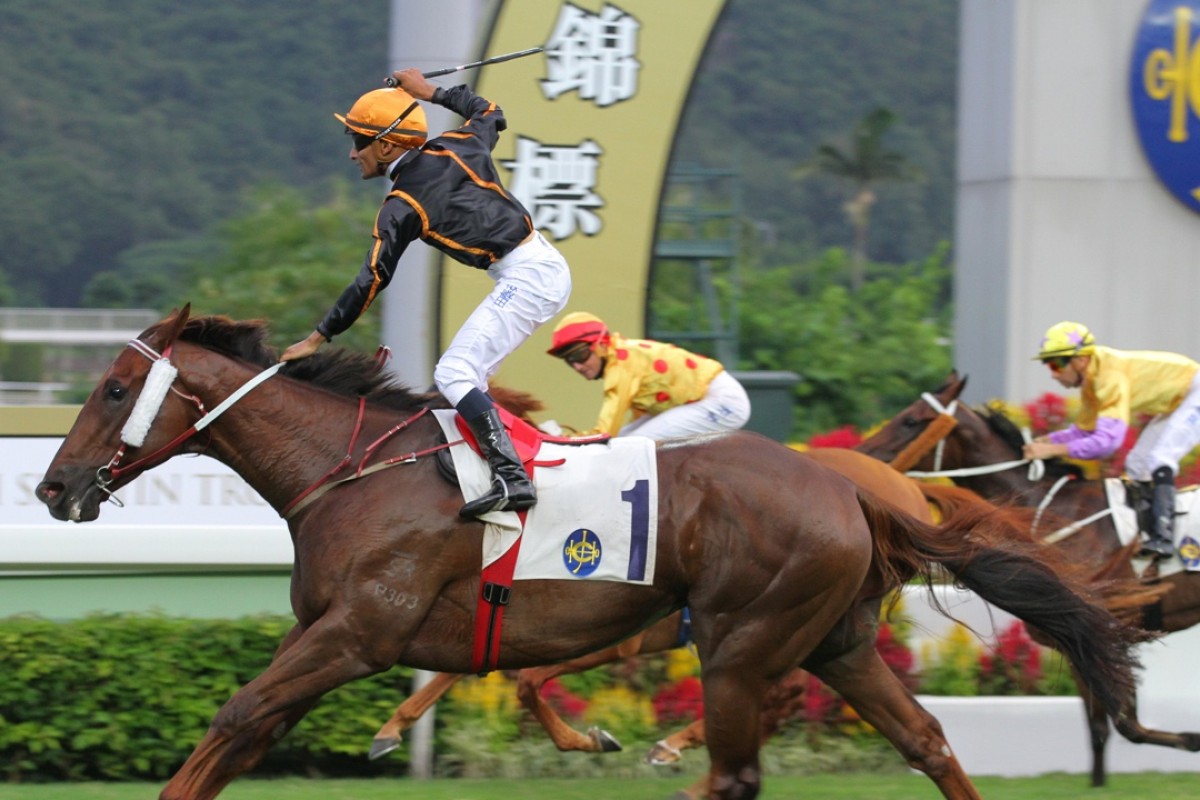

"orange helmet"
[548, 312, 609, 357]
[335, 87, 428, 150]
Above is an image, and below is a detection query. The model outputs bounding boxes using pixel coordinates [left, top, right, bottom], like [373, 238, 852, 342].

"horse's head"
[856, 370, 969, 470]
[36, 304, 200, 522]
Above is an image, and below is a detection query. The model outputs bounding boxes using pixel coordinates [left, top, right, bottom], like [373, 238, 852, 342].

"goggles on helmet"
[1042, 356, 1072, 372]
[558, 342, 593, 365]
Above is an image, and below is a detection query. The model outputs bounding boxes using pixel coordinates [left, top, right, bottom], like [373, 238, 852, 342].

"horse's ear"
[949, 371, 967, 400]
[154, 303, 191, 352]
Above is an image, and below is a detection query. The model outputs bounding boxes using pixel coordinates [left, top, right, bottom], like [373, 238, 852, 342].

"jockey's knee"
[433, 363, 480, 408]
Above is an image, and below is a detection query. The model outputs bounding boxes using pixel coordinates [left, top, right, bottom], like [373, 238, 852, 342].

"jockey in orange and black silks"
[282, 70, 572, 520]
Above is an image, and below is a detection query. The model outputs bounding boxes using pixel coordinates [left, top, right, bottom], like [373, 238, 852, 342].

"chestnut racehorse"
[857, 370, 1200, 786]
[38, 311, 1146, 800]
[365, 450, 1017, 800]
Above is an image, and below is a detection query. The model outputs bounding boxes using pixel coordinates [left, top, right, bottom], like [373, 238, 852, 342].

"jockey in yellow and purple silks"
[1022, 321, 1200, 560]
[547, 312, 751, 440]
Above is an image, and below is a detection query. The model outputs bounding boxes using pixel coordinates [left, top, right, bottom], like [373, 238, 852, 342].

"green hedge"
[0, 614, 414, 782]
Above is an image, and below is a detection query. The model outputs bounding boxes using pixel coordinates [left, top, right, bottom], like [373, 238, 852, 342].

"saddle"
[1111, 479, 1200, 575]
[435, 406, 608, 484]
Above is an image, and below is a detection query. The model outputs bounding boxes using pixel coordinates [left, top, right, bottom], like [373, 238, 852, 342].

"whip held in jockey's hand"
[384, 47, 544, 86]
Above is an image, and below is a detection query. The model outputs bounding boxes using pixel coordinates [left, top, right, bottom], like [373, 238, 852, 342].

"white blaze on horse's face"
[119, 357, 178, 447]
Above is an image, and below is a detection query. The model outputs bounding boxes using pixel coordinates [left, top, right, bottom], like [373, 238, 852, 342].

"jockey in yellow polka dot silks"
[547, 312, 751, 440]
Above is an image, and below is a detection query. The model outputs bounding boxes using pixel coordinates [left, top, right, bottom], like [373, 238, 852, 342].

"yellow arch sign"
[439, 0, 726, 432]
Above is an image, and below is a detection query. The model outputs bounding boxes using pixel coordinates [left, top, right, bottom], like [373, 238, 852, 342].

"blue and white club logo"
[563, 528, 603, 577]
[1130, 0, 1200, 214]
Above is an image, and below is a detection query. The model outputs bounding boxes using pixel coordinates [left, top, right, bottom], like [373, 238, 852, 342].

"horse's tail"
[857, 486, 1152, 718]
[918, 482, 1175, 625]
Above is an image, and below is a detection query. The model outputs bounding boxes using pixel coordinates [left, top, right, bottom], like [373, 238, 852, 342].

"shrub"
[0, 613, 413, 782]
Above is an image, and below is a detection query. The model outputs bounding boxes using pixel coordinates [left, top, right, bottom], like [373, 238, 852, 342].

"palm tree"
[793, 108, 922, 291]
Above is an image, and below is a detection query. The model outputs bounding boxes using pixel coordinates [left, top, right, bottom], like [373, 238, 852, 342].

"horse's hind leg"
[370, 672, 464, 760]
[1072, 676, 1112, 787]
[1111, 689, 1200, 754]
[811, 643, 982, 800]
[697, 663, 767, 800]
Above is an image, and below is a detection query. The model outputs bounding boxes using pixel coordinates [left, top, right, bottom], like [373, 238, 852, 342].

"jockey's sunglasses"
[349, 130, 376, 151]
[1042, 356, 1072, 372]
[559, 343, 593, 365]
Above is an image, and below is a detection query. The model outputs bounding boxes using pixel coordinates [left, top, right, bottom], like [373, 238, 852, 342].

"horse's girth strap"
[888, 413, 958, 473]
[471, 508, 528, 675]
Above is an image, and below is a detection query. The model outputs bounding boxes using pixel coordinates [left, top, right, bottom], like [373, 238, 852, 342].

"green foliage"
[181, 181, 385, 352]
[730, 245, 951, 439]
[0, 0, 956, 309]
[0, 0, 390, 306]
[0, 614, 413, 782]
[676, 0, 956, 266]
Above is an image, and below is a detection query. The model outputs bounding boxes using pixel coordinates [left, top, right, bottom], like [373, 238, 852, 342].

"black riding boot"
[457, 395, 536, 519]
[1131, 480, 1154, 537]
[1139, 466, 1176, 560]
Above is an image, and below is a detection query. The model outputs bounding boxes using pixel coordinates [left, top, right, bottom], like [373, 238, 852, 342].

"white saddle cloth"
[435, 410, 659, 585]
[1104, 478, 1200, 577]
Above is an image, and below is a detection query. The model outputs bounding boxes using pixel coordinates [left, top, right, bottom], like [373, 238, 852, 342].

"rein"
[898, 393, 1046, 482]
[99, 337, 457, 519]
[281, 404, 461, 519]
[94, 340, 282, 505]
[897, 391, 1110, 543]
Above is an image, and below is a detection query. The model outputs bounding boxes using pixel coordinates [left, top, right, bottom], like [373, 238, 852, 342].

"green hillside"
[0, 0, 956, 307]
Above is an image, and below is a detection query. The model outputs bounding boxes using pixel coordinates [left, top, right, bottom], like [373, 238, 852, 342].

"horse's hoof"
[645, 739, 683, 765]
[1181, 732, 1200, 752]
[368, 737, 402, 760]
[588, 726, 622, 753]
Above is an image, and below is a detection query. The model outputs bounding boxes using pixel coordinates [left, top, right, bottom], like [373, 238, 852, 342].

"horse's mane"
[144, 315, 543, 419]
[977, 404, 1084, 480]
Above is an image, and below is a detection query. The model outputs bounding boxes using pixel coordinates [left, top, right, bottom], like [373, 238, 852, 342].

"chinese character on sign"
[542, 2, 640, 106]
[503, 136, 604, 241]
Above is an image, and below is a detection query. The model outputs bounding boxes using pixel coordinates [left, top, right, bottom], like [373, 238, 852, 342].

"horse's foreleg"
[645, 666, 808, 768]
[646, 718, 705, 765]
[515, 636, 648, 754]
[160, 617, 384, 800]
[370, 672, 464, 760]
[811, 644, 982, 800]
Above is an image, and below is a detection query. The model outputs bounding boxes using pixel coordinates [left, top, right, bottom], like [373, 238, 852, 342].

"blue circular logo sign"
[1130, 1, 1200, 214]
[562, 528, 602, 577]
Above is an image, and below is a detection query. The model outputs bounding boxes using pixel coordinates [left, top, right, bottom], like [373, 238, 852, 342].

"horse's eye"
[901, 416, 920, 428]
[104, 380, 128, 402]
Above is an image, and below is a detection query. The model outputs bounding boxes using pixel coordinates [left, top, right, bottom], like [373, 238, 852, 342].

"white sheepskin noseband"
[120, 357, 179, 447]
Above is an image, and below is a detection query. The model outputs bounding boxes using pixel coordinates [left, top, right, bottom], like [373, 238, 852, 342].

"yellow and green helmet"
[1035, 321, 1096, 360]
[335, 87, 428, 150]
